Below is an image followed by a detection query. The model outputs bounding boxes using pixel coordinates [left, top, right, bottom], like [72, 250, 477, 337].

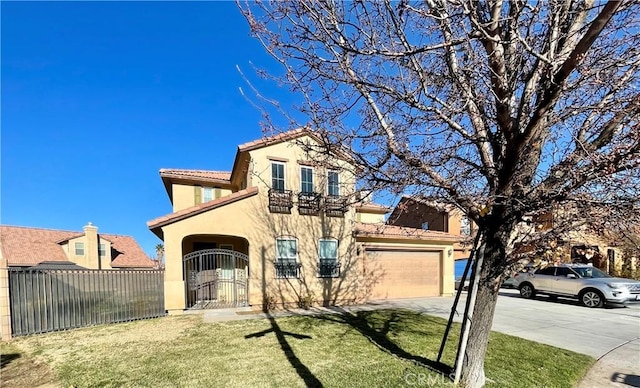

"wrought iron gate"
[183, 249, 249, 309]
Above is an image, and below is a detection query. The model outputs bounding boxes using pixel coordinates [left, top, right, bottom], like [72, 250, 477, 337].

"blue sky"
[1, 1, 301, 256]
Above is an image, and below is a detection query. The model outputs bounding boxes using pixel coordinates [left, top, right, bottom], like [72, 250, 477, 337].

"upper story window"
[460, 216, 471, 236]
[271, 162, 286, 192]
[75, 242, 85, 256]
[195, 186, 220, 204]
[99, 243, 106, 257]
[301, 166, 314, 193]
[202, 187, 221, 202]
[327, 170, 339, 196]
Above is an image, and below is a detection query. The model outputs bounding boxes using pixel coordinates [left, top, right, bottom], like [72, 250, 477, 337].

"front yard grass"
[1, 309, 593, 387]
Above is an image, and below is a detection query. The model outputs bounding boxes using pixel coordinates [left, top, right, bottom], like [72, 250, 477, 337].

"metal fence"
[8, 268, 165, 336]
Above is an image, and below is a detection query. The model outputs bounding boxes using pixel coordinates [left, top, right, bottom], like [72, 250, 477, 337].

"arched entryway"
[182, 235, 249, 309]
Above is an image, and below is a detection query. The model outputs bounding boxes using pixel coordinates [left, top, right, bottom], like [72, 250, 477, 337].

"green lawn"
[1, 309, 593, 387]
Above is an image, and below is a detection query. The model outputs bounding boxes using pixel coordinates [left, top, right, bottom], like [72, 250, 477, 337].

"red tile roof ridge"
[353, 222, 461, 241]
[237, 128, 313, 152]
[355, 202, 392, 212]
[160, 169, 232, 181]
[1, 224, 84, 234]
[160, 168, 232, 174]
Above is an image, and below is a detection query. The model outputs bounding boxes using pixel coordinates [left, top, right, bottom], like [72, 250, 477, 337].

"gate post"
[0, 257, 12, 340]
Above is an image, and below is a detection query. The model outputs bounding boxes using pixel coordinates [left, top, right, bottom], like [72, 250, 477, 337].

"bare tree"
[238, 1, 640, 386]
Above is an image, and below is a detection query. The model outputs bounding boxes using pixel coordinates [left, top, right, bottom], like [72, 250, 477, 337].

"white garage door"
[367, 250, 441, 299]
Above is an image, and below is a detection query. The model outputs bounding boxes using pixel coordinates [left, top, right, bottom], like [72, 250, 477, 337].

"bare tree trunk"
[459, 227, 507, 387]
[460, 275, 500, 387]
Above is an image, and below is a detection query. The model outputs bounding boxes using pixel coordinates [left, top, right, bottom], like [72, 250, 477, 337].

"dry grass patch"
[1, 341, 57, 388]
[4, 310, 593, 387]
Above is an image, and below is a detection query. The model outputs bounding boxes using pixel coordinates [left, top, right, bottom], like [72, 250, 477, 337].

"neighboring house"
[529, 210, 627, 273]
[0, 224, 155, 270]
[148, 128, 459, 312]
[388, 196, 632, 274]
[387, 195, 473, 261]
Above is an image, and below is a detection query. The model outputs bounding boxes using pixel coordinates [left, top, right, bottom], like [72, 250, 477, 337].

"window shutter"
[214, 188, 221, 199]
[194, 186, 202, 205]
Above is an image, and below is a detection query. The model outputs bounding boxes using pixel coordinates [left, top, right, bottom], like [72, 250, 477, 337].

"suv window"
[535, 267, 556, 276]
[556, 267, 572, 277]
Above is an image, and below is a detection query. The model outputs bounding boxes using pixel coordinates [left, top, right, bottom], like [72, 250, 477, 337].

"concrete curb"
[578, 338, 640, 388]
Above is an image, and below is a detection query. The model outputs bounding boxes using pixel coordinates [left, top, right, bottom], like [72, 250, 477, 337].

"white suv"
[517, 264, 640, 308]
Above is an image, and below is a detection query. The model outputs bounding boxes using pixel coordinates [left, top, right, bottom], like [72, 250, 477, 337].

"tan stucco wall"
[65, 234, 115, 270]
[357, 212, 386, 224]
[248, 138, 356, 197]
[161, 192, 362, 311]
[159, 135, 455, 311]
[0, 256, 11, 339]
[98, 238, 113, 270]
[172, 183, 233, 212]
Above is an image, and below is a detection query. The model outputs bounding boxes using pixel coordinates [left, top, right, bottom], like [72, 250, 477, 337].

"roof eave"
[147, 186, 259, 231]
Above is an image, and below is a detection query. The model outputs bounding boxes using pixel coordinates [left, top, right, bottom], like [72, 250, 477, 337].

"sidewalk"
[578, 338, 640, 388]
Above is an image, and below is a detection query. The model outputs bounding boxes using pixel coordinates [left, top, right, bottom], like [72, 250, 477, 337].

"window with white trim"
[75, 242, 85, 256]
[271, 162, 286, 191]
[99, 243, 106, 257]
[327, 170, 339, 196]
[275, 237, 299, 278]
[203, 187, 214, 202]
[301, 166, 314, 193]
[318, 238, 340, 278]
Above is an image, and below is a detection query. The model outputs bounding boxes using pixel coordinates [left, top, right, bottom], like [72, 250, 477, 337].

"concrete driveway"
[371, 288, 640, 359]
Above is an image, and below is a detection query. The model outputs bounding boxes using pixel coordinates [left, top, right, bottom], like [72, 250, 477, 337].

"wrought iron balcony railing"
[298, 192, 322, 215]
[318, 259, 341, 278]
[269, 189, 293, 213]
[274, 259, 302, 279]
[324, 195, 348, 217]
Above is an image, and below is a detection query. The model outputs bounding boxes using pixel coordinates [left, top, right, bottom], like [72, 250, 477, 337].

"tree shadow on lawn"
[0, 353, 20, 369]
[245, 314, 323, 387]
[312, 307, 452, 377]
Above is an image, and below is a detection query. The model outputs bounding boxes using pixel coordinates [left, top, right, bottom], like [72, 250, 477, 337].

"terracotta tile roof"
[1, 226, 75, 265]
[103, 234, 154, 268]
[147, 186, 260, 235]
[160, 169, 232, 183]
[355, 203, 392, 214]
[353, 222, 461, 242]
[237, 128, 313, 152]
[0, 225, 154, 268]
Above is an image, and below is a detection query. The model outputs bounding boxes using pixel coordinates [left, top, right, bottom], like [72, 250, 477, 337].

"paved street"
[371, 289, 640, 359]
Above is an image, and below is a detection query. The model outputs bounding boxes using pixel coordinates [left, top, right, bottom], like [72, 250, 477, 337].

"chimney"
[83, 222, 99, 269]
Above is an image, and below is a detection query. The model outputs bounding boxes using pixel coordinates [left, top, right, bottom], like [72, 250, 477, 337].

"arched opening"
[182, 235, 249, 309]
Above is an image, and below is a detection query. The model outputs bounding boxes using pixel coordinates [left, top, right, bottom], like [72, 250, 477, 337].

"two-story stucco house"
[148, 129, 459, 312]
[0, 223, 154, 270]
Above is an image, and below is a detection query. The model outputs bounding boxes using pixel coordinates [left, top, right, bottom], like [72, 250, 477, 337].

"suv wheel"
[519, 283, 536, 299]
[580, 289, 604, 308]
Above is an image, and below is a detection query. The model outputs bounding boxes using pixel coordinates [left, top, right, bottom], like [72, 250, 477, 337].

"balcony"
[269, 189, 293, 213]
[318, 259, 340, 278]
[298, 192, 322, 215]
[325, 195, 348, 217]
[274, 259, 301, 279]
